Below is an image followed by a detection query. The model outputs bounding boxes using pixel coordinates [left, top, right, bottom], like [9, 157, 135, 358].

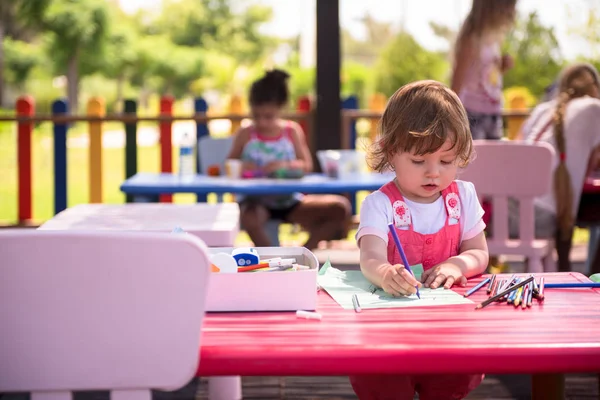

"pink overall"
[350, 181, 484, 400]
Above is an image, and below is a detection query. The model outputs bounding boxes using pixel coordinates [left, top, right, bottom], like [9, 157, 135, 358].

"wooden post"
[159, 96, 174, 203]
[123, 99, 137, 203]
[315, 0, 341, 152]
[341, 95, 358, 150]
[229, 94, 243, 134]
[52, 99, 69, 215]
[506, 95, 527, 140]
[16, 96, 34, 223]
[368, 93, 386, 143]
[88, 97, 105, 203]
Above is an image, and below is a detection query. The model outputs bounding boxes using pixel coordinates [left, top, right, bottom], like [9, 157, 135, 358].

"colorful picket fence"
[3, 93, 529, 225]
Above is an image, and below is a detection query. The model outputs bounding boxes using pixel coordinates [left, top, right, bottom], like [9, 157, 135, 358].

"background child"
[517, 63, 600, 272]
[451, 0, 517, 140]
[226, 69, 351, 249]
[350, 80, 488, 400]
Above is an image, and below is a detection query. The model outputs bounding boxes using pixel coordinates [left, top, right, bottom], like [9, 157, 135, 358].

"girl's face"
[251, 103, 282, 134]
[390, 138, 460, 204]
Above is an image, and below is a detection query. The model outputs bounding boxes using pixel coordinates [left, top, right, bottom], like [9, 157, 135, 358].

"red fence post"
[159, 96, 174, 203]
[16, 96, 35, 224]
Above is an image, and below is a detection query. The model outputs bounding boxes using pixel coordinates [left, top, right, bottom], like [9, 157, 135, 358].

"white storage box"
[205, 246, 319, 312]
[317, 149, 367, 178]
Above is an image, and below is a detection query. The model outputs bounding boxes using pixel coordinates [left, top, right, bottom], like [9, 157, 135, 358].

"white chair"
[459, 140, 556, 273]
[197, 135, 281, 246]
[0, 230, 211, 400]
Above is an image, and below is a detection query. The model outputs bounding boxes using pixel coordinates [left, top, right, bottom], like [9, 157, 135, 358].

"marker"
[487, 274, 497, 294]
[238, 258, 297, 272]
[464, 277, 491, 297]
[296, 310, 322, 320]
[387, 223, 420, 299]
[475, 276, 534, 309]
[352, 294, 362, 313]
[543, 282, 600, 289]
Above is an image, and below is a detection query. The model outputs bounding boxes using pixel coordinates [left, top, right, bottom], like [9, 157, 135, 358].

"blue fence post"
[194, 97, 210, 203]
[342, 95, 359, 150]
[52, 99, 69, 215]
[342, 95, 359, 213]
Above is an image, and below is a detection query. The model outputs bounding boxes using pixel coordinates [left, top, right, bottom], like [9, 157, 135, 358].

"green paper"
[318, 258, 331, 275]
[411, 263, 424, 281]
[590, 273, 600, 283]
[317, 265, 473, 310]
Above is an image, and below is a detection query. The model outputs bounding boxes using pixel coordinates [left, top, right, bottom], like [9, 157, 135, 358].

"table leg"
[531, 373, 564, 400]
[207, 376, 242, 400]
[132, 194, 160, 203]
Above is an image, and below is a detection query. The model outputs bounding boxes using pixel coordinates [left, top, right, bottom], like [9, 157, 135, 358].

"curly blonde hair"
[368, 80, 473, 172]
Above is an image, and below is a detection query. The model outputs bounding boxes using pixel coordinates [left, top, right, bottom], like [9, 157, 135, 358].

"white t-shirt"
[521, 96, 600, 216]
[356, 180, 486, 246]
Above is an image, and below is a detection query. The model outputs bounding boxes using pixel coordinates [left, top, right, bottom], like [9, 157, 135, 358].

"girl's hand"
[421, 262, 467, 289]
[263, 161, 288, 174]
[501, 54, 514, 72]
[381, 263, 422, 297]
[242, 161, 259, 172]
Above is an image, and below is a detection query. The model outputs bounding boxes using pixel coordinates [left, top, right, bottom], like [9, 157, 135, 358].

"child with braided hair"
[517, 63, 600, 245]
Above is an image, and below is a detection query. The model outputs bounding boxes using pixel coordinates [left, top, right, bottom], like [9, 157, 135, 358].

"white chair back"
[0, 230, 211, 400]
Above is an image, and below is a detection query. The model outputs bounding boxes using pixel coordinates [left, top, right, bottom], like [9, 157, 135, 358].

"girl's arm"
[448, 231, 489, 277]
[360, 235, 421, 296]
[287, 121, 313, 172]
[450, 38, 477, 95]
[359, 235, 390, 288]
[226, 128, 257, 171]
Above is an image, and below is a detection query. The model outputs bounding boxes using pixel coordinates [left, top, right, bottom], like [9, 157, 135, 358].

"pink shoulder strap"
[441, 181, 461, 220]
[380, 180, 402, 202]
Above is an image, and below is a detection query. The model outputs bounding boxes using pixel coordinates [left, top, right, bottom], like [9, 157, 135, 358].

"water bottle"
[179, 132, 196, 179]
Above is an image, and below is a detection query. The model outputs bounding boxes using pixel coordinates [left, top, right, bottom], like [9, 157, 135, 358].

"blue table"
[120, 172, 394, 203]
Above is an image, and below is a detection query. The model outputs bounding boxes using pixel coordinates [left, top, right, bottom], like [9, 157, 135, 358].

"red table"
[198, 272, 600, 399]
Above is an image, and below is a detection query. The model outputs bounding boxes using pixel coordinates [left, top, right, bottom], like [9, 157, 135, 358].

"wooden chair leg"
[531, 373, 564, 400]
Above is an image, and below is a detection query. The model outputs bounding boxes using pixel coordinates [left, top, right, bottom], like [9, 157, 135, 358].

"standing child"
[451, 0, 517, 140]
[351, 80, 489, 400]
[226, 69, 351, 249]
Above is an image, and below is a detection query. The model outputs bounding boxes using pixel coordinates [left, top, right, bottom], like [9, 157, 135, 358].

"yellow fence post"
[506, 95, 527, 140]
[229, 95, 243, 134]
[368, 93, 386, 143]
[88, 97, 105, 203]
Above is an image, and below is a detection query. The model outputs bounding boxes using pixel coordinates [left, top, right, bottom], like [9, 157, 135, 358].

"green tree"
[0, 0, 49, 105]
[148, 36, 205, 98]
[101, 8, 138, 110]
[153, 0, 275, 64]
[40, 0, 110, 112]
[503, 12, 564, 99]
[567, 1, 600, 74]
[374, 32, 448, 97]
[3, 38, 42, 90]
[343, 13, 395, 65]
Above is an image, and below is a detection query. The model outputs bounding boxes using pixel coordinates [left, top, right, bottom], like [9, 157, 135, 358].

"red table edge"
[197, 272, 599, 377]
[197, 346, 600, 376]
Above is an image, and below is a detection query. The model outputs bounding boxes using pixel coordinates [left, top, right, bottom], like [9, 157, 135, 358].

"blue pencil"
[464, 277, 491, 297]
[387, 223, 420, 299]
[543, 282, 600, 288]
